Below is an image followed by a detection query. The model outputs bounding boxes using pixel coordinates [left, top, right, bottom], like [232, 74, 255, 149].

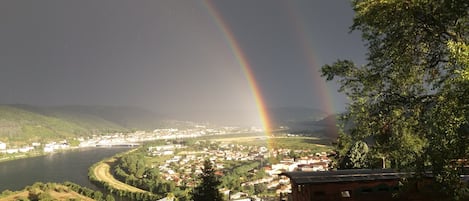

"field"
[208, 132, 332, 153]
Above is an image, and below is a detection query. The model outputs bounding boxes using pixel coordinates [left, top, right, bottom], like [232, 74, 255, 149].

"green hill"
[0, 105, 91, 145]
[43, 105, 165, 129]
[0, 105, 165, 145]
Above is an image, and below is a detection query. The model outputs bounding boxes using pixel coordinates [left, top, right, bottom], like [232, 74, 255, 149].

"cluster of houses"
[0, 141, 38, 154]
[153, 125, 263, 136]
[0, 140, 71, 155]
[43, 141, 70, 152]
[151, 126, 262, 140]
[0, 124, 263, 156]
[146, 141, 331, 199]
[76, 125, 263, 147]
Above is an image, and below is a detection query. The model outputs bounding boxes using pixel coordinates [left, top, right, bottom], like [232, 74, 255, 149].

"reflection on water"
[0, 148, 129, 192]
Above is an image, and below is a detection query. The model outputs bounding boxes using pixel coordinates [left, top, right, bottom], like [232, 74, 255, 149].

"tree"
[321, 0, 469, 199]
[191, 160, 223, 201]
[105, 194, 116, 201]
[254, 183, 267, 195]
[92, 191, 103, 201]
[340, 141, 369, 169]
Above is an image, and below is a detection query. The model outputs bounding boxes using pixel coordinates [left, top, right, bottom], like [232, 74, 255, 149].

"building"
[281, 169, 407, 201]
[0, 141, 6, 150]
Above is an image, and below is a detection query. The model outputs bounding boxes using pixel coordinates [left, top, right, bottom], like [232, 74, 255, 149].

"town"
[143, 140, 330, 200]
[0, 124, 264, 158]
[0, 123, 334, 200]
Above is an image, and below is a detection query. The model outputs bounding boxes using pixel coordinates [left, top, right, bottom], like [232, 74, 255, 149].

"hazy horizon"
[2, 103, 335, 128]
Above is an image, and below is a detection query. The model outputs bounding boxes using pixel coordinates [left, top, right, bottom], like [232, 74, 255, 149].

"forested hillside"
[0, 105, 164, 145]
[0, 105, 91, 145]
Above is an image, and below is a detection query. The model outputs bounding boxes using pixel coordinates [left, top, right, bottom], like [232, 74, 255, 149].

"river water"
[0, 147, 129, 192]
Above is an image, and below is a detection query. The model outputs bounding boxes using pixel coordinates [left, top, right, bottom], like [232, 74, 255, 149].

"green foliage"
[112, 151, 176, 196]
[219, 160, 262, 191]
[322, 0, 469, 199]
[340, 141, 369, 169]
[0, 105, 165, 145]
[105, 194, 116, 201]
[0, 105, 133, 146]
[0, 106, 89, 144]
[191, 160, 223, 201]
[0, 182, 111, 201]
[36, 192, 54, 201]
[254, 183, 267, 195]
[117, 152, 148, 178]
[88, 158, 162, 201]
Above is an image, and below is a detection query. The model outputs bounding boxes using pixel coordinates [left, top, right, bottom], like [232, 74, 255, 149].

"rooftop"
[281, 169, 405, 184]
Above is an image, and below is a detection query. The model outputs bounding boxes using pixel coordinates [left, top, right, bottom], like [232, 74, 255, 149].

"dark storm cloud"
[1, 1, 252, 110]
[210, 0, 366, 111]
[0, 0, 365, 121]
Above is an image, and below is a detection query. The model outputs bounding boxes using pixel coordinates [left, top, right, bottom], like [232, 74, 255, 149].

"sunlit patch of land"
[208, 132, 332, 153]
[0, 184, 94, 201]
[93, 159, 146, 193]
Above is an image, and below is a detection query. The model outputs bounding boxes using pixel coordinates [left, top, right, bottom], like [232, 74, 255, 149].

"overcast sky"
[0, 0, 366, 122]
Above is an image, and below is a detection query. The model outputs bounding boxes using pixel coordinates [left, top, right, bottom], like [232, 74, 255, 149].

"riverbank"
[0, 146, 134, 164]
[0, 151, 44, 163]
[0, 147, 82, 164]
[88, 149, 161, 201]
[0, 147, 132, 192]
[0, 146, 97, 164]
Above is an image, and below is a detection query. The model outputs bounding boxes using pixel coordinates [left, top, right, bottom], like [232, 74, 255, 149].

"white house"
[19, 146, 34, 153]
[0, 141, 6, 150]
[6, 149, 18, 154]
[44, 145, 54, 153]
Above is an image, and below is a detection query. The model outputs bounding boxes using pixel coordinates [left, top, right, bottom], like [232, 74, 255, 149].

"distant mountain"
[311, 114, 341, 139]
[312, 114, 341, 127]
[0, 105, 166, 145]
[12, 104, 124, 131]
[41, 105, 166, 129]
[161, 107, 331, 128]
[0, 105, 90, 145]
[267, 107, 329, 128]
[164, 106, 334, 131]
[0, 104, 341, 145]
[259, 107, 342, 139]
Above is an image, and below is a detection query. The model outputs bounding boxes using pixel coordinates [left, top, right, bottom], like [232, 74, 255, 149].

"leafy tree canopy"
[322, 0, 469, 199]
[340, 141, 370, 169]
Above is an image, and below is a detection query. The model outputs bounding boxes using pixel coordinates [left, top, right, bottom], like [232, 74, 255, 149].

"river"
[0, 147, 129, 192]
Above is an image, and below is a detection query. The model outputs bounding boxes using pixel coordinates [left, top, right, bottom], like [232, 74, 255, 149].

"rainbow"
[284, 1, 338, 133]
[202, 1, 273, 140]
[202, 1, 340, 148]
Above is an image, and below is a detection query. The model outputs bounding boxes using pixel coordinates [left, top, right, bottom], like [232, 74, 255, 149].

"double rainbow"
[284, 1, 338, 130]
[202, 1, 339, 147]
[202, 1, 273, 138]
